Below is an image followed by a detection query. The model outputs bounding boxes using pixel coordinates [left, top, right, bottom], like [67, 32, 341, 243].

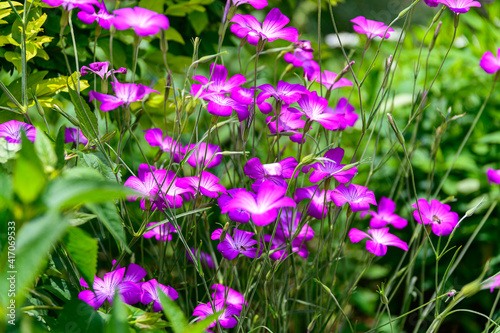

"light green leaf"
[188, 11, 208, 36]
[77, 151, 119, 182]
[34, 131, 57, 170]
[186, 312, 221, 333]
[158, 286, 187, 333]
[164, 27, 185, 45]
[105, 291, 129, 333]
[13, 134, 46, 203]
[63, 227, 98, 286]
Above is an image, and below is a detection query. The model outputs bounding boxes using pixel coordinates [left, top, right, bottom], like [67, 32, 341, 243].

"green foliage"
[62, 227, 98, 286]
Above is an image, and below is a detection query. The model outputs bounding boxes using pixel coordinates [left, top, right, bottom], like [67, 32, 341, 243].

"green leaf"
[63, 227, 98, 286]
[0, 170, 12, 211]
[188, 11, 208, 36]
[186, 312, 221, 333]
[86, 202, 130, 254]
[55, 125, 66, 169]
[77, 151, 120, 182]
[105, 291, 129, 333]
[158, 286, 187, 333]
[67, 211, 97, 226]
[0, 137, 21, 164]
[13, 134, 46, 203]
[138, 0, 164, 12]
[0, 212, 68, 305]
[164, 27, 185, 44]
[68, 86, 99, 145]
[34, 131, 57, 170]
[55, 299, 107, 332]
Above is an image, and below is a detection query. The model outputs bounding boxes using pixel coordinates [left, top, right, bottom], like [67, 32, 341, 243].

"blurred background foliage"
[1, 0, 500, 332]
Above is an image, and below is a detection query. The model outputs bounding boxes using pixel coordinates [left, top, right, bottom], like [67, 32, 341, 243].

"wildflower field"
[1, 0, 500, 331]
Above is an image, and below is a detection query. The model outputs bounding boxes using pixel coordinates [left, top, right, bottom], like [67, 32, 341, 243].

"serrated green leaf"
[77, 151, 119, 182]
[63, 227, 98, 286]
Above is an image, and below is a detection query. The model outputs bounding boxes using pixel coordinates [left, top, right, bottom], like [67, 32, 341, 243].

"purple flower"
[187, 248, 215, 269]
[264, 234, 309, 261]
[184, 142, 222, 169]
[424, 0, 439, 6]
[177, 171, 226, 198]
[294, 91, 341, 130]
[244, 156, 298, 192]
[41, 0, 99, 13]
[301, 147, 357, 184]
[258, 81, 308, 105]
[143, 128, 183, 162]
[436, 0, 481, 13]
[276, 208, 315, 241]
[266, 107, 307, 143]
[112, 7, 169, 36]
[89, 80, 159, 111]
[331, 184, 377, 212]
[157, 171, 195, 209]
[211, 228, 260, 260]
[211, 284, 247, 310]
[65, 127, 89, 146]
[412, 199, 459, 236]
[0, 120, 36, 143]
[221, 182, 296, 226]
[303, 60, 320, 81]
[80, 61, 127, 80]
[232, 0, 267, 9]
[325, 98, 358, 131]
[487, 168, 500, 185]
[295, 186, 333, 220]
[483, 275, 500, 293]
[351, 16, 394, 40]
[480, 48, 500, 74]
[348, 227, 408, 256]
[230, 8, 298, 46]
[218, 189, 251, 223]
[360, 197, 407, 229]
[78, 263, 146, 310]
[193, 299, 241, 329]
[195, 90, 249, 119]
[77, 1, 114, 29]
[193, 64, 246, 94]
[141, 279, 178, 312]
[284, 40, 314, 67]
[143, 222, 177, 241]
[124, 164, 166, 210]
[317, 70, 354, 90]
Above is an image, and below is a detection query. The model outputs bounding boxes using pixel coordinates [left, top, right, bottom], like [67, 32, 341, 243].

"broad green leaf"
[186, 312, 221, 333]
[13, 134, 46, 203]
[138, 0, 164, 12]
[158, 286, 187, 333]
[67, 211, 97, 226]
[34, 131, 57, 170]
[188, 11, 208, 36]
[77, 151, 119, 182]
[105, 291, 129, 333]
[86, 201, 130, 254]
[68, 86, 100, 145]
[0, 212, 68, 305]
[0, 170, 12, 212]
[55, 299, 107, 332]
[55, 125, 66, 169]
[63, 227, 98, 286]
[164, 27, 185, 45]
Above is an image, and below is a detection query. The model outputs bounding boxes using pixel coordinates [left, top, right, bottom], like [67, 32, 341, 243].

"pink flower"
[424, 0, 440, 6]
[80, 61, 127, 80]
[0, 120, 36, 143]
[284, 40, 314, 67]
[89, 80, 159, 111]
[480, 48, 500, 74]
[351, 16, 394, 39]
[360, 197, 408, 229]
[217, 189, 251, 223]
[112, 7, 169, 36]
[243, 156, 298, 192]
[177, 171, 227, 198]
[258, 81, 308, 105]
[412, 199, 459, 236]
[143, 222, 177, 242]
[187, 248, 215, 269]
[301, 147, 357, 184]
[325, 98, 358, 131]
[348, 227, 408, 256]
[483, 274, 500, 293]
[141, 279, 178, 312]
[436, 0, 481, 13]
[331, 184, 377, 212]
[143, 128, 183, 162]
[295, 186, 333, 220]
[124, 164, 166, 210]
[211, 284, 247, 310]
[211, 228, 260, 260]
[184, 142, 222, 169]
[487, 168, 500, 185]
[294, 91, 342, 130]
[192, 299, 241, 329]
[65, 127, 88, 146]
[41, 0, 99, 13]
[317, 70, 353, 91]
[77, 1, 114, 29]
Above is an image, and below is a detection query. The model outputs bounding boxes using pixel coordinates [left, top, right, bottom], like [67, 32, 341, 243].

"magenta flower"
[78, 263, 146, 310]
[244, 156, 298, 192]
[41, 0, 99, 13]
[264, 234, 309, 261]
[258, 81, 308, 105]
[196, 91, 249, 119]
[266, 107, 307, 143]
[294, 91, 341, 130]
[65, 127, 88, 146]
[193, 64, 246, 94]
[112, 7, 169, 36]
[436, 0, 481, 13]
[77, 1, 114, 29]
[277, 209, 315, 241]
[193, 299, 241, 329]
[143, 222, 177, 241]
[487, 168, 500, 185]
[301, 147, 357, 184]
[184, 142, 222, 169]
[143, 128, 183, 162]
[187, 248, 215, 269]
[211, 228, 260, 260]
[177, 171, 226, 198]
[424, 0, 439, 6]
[221, 182, 296, 226]
[211, 284, 247, 310]
[295, 186, 333, 220]
[230, 8, 298, 46]
[317, 70, 353, 91]
[325, 98, 358, 131]
[348, 227, 408, 256]
[351, 16, 394, 39]
[157, 171, 195, 209]
[480, 48, 500, 74]
[89, 80, 159, 111]
[331, 184, 377, 212]
[360, 197, 407, 229]
[124, 164, 166, 210]
[284, 40, 314, 67]
[231, 87, 255, 105]
[80, 61, 127, 80]
[218, 189, 251, 223]
[0, 120, 36, 143]
[232, 0, 267, 9]
[483, 275, 500, 293]
[412, 199, 459, 236]
[303, 60, 320, 81]
[141, 279, 178, 312]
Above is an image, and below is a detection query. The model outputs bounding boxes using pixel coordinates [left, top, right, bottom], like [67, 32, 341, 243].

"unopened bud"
[219, 222, 229, 242]
[429, 21, 442, 52]
[301, 154, 315, 166]
[461, 280, 480, 298]
[387, 113, 405, 147]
